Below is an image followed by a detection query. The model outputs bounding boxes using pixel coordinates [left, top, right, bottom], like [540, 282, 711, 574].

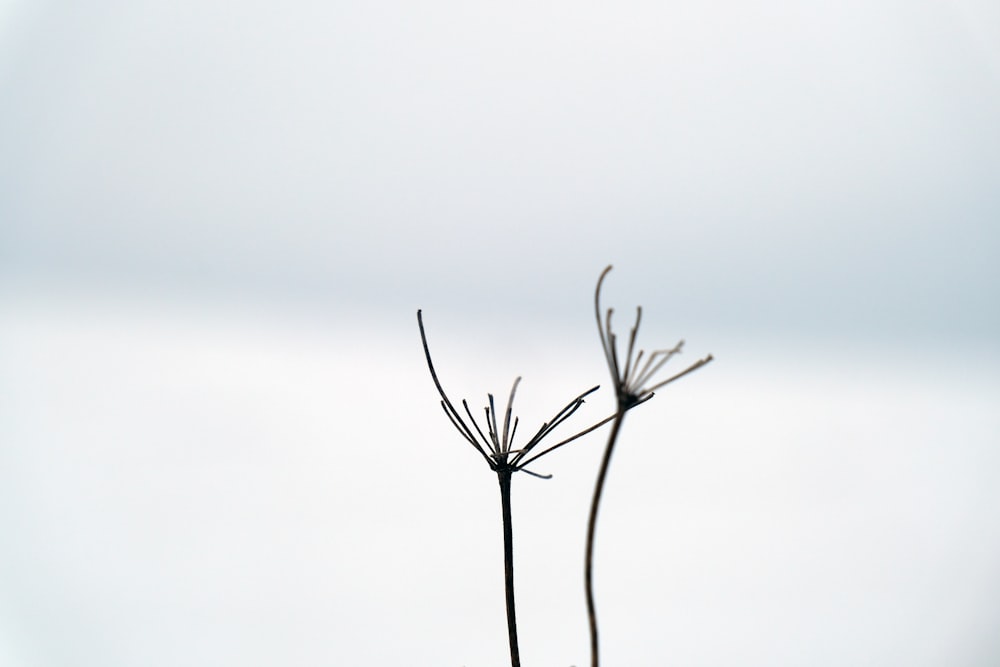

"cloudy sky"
[1, 1, 999, 665]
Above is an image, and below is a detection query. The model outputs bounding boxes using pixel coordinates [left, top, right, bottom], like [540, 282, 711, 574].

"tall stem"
[585, 409, 627, 667]
[498, 469, 521, 667]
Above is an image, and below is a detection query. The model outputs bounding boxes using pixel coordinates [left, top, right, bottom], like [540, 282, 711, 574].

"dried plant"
[416, 266, 711, 667]
[417, 310, 613, 667]
[585, 265, 713, 667]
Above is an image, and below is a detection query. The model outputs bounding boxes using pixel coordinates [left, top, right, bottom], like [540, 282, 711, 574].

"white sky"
[2, 1, 999, 665]
[1, 295, 998, 666]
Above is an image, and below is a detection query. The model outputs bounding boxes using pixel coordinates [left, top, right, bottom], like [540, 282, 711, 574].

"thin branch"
[511, 385, 600, 464]
[502, 377, 521, 454]
[487, 395, 501, 453]
[644, 354, 714, 393]
[515, 412, 617, 468]
[439, 401, 494, 466]
[630, 342, 684, 391]
[621, 306, 642, 385]
[464, 399, 496, 456]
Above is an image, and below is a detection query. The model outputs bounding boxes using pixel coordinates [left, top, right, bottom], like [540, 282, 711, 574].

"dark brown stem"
[585, 408, 627, 667]
[498, 469, 521, 667]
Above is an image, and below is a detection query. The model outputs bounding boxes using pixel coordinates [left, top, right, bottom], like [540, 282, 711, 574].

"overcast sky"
[2, 0, 999, 338]
[2, 1, 999, 665]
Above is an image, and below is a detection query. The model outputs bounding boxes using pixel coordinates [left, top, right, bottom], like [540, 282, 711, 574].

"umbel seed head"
[417, 310, 612, 478]
[594, 266, 713, 409]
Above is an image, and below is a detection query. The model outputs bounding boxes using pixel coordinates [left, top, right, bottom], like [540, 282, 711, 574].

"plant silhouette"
[416, 266, 712, 666]
[417, 310, 612, 667]
[585, 265, 713, 667]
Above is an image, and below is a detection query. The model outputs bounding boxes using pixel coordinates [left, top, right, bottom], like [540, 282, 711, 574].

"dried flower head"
[595, 265, 713, 409]
[418, 310, 612, 478]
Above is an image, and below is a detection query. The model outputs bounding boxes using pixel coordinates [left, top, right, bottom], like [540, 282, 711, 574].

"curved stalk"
[584, 409, 627, 667]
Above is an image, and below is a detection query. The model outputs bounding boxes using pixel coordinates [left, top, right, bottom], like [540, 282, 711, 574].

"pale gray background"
[1, 0, 999, 665]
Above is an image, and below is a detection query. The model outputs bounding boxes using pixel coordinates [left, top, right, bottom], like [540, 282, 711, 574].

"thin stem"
[585, 408, 627, 667]
[418, 310, 495, 467]
[510, 385, 601, 467]
[514, 411, 617, 469]
[498, 470, 521, 667]
[645, 354, 715, 393]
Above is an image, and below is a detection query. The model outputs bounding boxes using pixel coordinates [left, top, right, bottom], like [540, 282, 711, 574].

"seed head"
[418, 310, 612, 477]
[595, 265, 713, 409]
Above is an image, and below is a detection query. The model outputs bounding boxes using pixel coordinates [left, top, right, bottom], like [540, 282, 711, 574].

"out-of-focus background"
[2, 1, 999, 665]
